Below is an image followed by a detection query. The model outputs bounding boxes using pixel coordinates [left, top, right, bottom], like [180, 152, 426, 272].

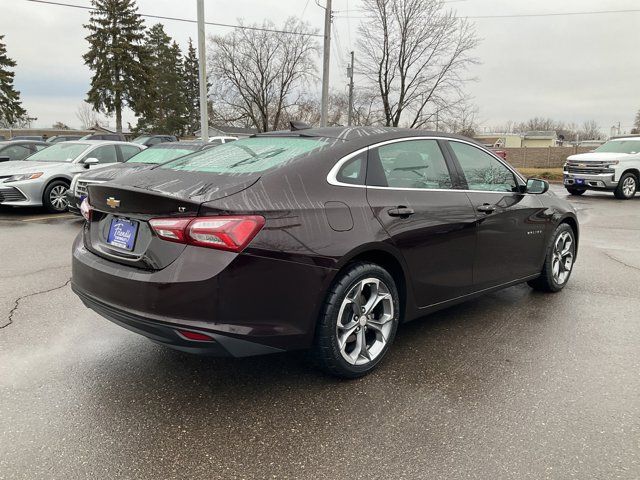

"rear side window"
[119, 145, 142, 161]
[164, 137, 328, 174]
[1, 144, 31, 160]
[336, 152, 366, 185]
[86, 145, 118, 163]
[370, 139, 453, 189]
[449, 141, 517, 192]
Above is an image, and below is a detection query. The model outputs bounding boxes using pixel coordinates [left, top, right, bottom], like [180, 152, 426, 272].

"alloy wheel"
[622, 176, 636, 197]
[336, 278, 394, 366]
[49, 185, 69, 211]
[552, 231, 574, 285]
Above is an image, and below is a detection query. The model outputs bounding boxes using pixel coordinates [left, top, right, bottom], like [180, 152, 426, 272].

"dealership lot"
[1, 186, 638, 479]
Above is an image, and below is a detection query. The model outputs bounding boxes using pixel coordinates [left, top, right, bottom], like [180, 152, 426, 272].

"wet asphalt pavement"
[1, 186, 638, 479]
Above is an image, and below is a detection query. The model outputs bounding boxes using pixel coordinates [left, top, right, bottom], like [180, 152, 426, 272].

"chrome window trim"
[326, 136, 527, 193]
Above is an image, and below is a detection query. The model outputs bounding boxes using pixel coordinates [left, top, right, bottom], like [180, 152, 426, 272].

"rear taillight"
[149, 215, 265, 252]
[80, 197, 92, 221]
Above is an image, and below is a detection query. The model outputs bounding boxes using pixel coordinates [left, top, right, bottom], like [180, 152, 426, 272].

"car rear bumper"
[71, 232, 334, 355]
[563, 172, 618, 190]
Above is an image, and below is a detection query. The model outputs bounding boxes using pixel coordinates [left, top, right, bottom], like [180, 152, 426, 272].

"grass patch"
[517, 167, 564, 181]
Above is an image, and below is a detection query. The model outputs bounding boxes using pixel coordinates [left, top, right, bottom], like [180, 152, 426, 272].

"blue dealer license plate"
[107, 218, 138, 251]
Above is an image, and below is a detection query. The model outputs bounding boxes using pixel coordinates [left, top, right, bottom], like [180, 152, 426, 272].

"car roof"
[0, 140, 48, 146]
[610, 135, 640, 141]
[149, 141, 206, 149]
[256, 126, 483, 149]
[58, 140, 141, 146]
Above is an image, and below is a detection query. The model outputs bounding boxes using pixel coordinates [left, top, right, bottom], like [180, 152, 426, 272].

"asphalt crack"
[1, 278, 72, 329]
[603, 252, 640, 273]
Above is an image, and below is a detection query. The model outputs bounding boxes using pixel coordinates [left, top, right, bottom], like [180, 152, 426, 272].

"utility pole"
[347, 51, 354, 126]
[320, 0, 332, 127]
[197, 0, 209, 142]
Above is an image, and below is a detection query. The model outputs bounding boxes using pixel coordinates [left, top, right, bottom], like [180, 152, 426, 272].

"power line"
[25, 0, 324, 37]
[335, 8, 640, 20]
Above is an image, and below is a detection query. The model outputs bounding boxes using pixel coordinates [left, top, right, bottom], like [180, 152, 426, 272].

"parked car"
[67, 141, 218, 215]
[10, 135, 44, 141]
[0, 140, 49, 163]
[47, 135, 83, 144]
[564, 135, 640, 199]
[0, 140, 144, 212]
[132, 134, 178, 147]
[207, 136, 237, 145]
[492, 148, 508, 160]
[80, 133, 127, 142]
[71, 127, 579, 377]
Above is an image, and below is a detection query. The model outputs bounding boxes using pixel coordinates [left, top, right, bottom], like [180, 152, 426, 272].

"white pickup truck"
[563, 136, 640, 199]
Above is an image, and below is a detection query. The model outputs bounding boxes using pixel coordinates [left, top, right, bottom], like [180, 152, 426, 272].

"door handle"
[477, 203, 497, 214]
[388, 206, 415, 217]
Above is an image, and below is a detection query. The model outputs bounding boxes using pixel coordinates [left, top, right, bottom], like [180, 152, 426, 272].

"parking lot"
[0, 185, 638, 479]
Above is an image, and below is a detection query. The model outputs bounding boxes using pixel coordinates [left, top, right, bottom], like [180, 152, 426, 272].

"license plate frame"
[106, 218, 139, 251]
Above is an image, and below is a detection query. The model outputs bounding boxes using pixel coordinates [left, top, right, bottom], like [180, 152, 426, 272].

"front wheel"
[528, 224, 576, 293]
[614, 172, 638, 200]
[312, 262, 400, 378]
[43, 180, 70, 213]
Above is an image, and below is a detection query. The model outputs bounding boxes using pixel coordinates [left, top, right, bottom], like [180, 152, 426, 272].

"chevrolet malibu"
[0, 140, 144, 212]
[71, 127, 579, 378]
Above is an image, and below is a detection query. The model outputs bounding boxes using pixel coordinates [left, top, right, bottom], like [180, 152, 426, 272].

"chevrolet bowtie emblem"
[106, 197, 120, 208]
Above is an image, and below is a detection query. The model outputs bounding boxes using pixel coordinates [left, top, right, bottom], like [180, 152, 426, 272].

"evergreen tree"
[0, 35, 27, 127]
[183, 38, 201, 135]
[136, 24, 188, 135]
[83, 0, 149, 133]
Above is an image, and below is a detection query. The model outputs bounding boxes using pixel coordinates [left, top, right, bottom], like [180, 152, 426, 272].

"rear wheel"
[312, 262, 400, 378]
[614, 172, 638, 200]
[43, 180, 70, 213]
[566, 187, 586, 196]
[528, 223, 576, 293]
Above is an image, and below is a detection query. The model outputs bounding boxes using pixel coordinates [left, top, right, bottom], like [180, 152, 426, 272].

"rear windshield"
[25, 143, 89, 162]
[163, 137, 327, 174]
[595, 140, 640, 154]
[127, 146, 197, 164]
[132, 136, 151, 144]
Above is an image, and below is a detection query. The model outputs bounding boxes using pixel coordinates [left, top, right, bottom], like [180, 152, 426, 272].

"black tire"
[614, 172, 638, 200]
[566, 187, 586, 196]
[43, 180, 70, 213]
[312, 262, 400, 378]
[528, 223, 576, 293]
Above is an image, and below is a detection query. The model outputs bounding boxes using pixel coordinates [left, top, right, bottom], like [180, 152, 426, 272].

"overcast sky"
[1, 0, 638, 133]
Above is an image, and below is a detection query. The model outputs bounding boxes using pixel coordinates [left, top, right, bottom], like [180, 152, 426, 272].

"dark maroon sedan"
[71, 127, 579, 378]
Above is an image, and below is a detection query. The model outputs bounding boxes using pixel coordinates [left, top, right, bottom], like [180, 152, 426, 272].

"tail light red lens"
[176, 329, 215, 342]
[149, 215, 265, 252]
[80, 197, 92, 221]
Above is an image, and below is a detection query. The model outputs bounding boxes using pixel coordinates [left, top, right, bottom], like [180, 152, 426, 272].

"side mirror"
[84, 157, 99, 168]
[0, 155, 10, 163]
[526, 178, 549, 194]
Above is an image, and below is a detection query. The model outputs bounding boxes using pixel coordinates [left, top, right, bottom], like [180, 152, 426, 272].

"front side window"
[163, 137, 328, 174]
[25, 142, 90, 162]
[85, 145, 117, 164]
[449, 141, 518, 192]
[2, 145, 31, 160]
[371, 139, 453, 189]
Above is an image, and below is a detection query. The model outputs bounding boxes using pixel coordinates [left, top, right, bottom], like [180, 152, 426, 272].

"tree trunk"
[115, 106, 122, 133]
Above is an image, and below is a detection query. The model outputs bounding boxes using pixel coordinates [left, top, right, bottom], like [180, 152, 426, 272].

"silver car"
[0, 140, 144, 212]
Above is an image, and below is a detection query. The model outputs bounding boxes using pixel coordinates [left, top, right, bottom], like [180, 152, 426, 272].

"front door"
[445, 140, 547, 290]
[366, 138, 478, 308]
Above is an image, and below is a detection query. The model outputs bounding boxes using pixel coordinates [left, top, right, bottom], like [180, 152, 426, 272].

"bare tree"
[357, 0, 479, 128]
[208, 18, 319, 132]
[578, 120, 603, 140]
[76, 102, 102, 129]
[440, 100, 479, 137]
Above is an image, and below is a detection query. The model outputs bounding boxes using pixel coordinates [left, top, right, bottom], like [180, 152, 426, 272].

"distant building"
[474, 133, 522, 148]
[521, 131, 557, 148]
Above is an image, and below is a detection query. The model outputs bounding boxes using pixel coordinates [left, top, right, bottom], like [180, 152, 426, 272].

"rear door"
[366, 138, 478, 308]
[445, 140, 547, 289]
